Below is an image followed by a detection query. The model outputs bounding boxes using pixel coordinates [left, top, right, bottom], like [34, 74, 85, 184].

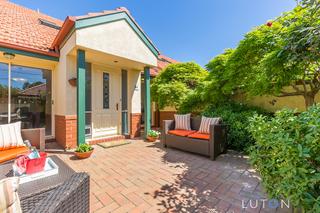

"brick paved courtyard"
[51, 140, 291, 213]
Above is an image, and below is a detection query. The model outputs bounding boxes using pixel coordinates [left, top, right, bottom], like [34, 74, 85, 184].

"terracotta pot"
[147, 136, 158, 142]
[74, 149, 94, 159]
[68, 78, 77, 87]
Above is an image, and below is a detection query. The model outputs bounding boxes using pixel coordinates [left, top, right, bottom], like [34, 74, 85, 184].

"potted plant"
[147, 130, 160, 142]
[74, 143, 94, 159]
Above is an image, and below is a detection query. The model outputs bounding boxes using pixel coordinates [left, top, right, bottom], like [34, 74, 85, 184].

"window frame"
[102, 72, 110, 109]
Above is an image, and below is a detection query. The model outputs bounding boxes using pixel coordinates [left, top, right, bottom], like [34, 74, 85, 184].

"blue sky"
[13, 0, 296, 66]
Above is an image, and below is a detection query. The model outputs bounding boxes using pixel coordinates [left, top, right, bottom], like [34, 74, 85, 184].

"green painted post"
[77, 49, 86, 145]
[144, 67, 151, 139]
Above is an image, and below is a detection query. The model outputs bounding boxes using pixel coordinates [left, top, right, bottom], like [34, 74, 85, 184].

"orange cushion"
[168, 130, 196, 137]
[188, 132, 210, 140]
[0, 147, 29, 164]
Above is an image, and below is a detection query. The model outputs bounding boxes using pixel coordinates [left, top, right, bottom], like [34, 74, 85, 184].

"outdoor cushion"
[0, 122, 25, 151]
[168, 130, 196, 137]
[198, 116, 221, 134]
[188, 132, 210, 140]
[174, 114, 191, 130]
[0, 177, 22, 213]
[0, 147, 29, 164]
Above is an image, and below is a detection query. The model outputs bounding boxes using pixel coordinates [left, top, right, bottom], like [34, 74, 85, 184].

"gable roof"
[0, 1, 175, 66]
[52, 7, 159, 57]
[0, 0, 62, 57]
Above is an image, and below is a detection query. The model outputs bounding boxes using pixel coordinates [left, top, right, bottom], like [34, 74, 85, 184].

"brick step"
[88, 135, 125, 145]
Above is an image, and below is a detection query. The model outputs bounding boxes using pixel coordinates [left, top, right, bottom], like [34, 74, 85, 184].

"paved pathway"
[52, 140, 292, 213]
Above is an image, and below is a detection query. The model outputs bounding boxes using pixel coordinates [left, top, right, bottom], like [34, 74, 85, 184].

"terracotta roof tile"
[0, 0, 62, 54]
[0, 1, 176, 66]
[150, 54, 179, 76]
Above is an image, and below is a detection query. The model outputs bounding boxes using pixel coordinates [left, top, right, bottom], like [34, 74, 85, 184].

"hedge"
[248, 105, 320, 211]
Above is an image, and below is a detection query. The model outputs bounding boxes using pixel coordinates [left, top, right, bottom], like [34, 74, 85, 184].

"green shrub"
[202, 102, 270, 152]
[248, 105, 320, 211]
[75, 143, 93, 153]
[148, 130, 160, 138]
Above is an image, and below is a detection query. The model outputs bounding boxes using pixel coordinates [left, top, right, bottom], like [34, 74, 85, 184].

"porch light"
[3, 52, 15, 60]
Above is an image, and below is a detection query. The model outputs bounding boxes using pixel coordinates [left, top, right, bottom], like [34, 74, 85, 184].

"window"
[0, 63, 8, 125]
[38, 18, 61, 30]
[103, 73, 109, 109]
[0, 63, 52, 135]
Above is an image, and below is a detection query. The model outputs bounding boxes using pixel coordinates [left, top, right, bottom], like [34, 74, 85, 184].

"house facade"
[0, 0, 172, 148]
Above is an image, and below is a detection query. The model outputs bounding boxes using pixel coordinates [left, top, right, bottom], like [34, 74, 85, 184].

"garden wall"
[234, 86, 320, 112]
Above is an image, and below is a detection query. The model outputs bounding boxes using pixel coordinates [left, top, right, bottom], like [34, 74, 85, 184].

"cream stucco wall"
[234, 86, 320, 112]
[128, 70, 141, 114]
[76, 20, 157, 67]
[53, 33, 76, 116]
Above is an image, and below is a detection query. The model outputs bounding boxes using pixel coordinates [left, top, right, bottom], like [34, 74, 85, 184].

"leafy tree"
[22, 81, 43, 90]
[179, 49, 234, 113]
[205, 2, 320, 108]
[151, 62, 208, 110]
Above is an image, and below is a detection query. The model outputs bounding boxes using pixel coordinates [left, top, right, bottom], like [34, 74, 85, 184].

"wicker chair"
[23, 172, 90, 213]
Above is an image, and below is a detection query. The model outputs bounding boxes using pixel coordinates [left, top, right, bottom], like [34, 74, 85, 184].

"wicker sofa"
[0, 128, 45, 164]
[161, 117, 228, 160]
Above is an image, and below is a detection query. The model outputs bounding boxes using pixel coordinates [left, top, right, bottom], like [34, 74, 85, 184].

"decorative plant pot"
[147, 136, 158, 142]
[74, 149, 94, 159]
[68, 78, 77, 87]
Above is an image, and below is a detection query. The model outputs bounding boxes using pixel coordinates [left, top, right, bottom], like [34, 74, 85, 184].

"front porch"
[49, 140, 286, 213]
[53, 10, 158, 148]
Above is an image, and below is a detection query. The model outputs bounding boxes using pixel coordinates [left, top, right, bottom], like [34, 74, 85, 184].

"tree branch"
[278, 91, 305, 97]
[291, 84, 302, 93]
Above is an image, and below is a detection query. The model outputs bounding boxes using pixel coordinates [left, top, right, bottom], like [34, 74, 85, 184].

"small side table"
[0, 156, 75, 211]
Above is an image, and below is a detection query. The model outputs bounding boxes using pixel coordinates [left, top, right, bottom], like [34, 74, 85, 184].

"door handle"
[116, 103, 119, 111]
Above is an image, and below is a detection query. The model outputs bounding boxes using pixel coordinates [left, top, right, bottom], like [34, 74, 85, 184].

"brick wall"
[55, 115, 77, 149]
[130, 113, 141, 138]
[55, 114, 141, 147]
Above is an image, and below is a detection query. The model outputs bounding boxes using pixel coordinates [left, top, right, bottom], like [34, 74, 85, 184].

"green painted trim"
[77, 49, 86, 145]
[75, 12, 159, 57]
[0, 46, 59, 62]
[144, 67, 151, 139]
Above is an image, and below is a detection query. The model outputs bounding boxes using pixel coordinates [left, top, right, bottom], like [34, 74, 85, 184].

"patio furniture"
[0, 156, 90, 213]
[0, 128, 45, 164]
[161, 117, 228, 160]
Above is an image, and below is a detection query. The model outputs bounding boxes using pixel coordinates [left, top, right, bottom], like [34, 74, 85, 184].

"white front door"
[92, 66, 121, 137]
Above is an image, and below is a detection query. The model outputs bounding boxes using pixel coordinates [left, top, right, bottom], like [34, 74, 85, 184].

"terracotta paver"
[49, 140, 292, 213]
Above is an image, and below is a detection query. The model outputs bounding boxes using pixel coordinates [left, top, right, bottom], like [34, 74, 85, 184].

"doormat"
[97, 140, 131, 149]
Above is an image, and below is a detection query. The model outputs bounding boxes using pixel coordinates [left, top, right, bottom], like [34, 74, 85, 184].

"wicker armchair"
[23, 172, 90, 213]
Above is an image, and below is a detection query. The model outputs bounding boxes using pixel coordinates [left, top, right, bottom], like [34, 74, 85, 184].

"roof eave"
[0, 41, 59, 61]
[50, 16, 76, 50]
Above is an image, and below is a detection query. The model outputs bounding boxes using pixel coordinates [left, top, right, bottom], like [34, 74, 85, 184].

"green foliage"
[202, 102, 270, 152]
[248, 105, 320, 211]
[75, 143, 93, 153]
[178, 50, 234, 113]
[148, 130, 160, 138]
[202, 3, 320, 108]
[151, 62, 208, 110]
